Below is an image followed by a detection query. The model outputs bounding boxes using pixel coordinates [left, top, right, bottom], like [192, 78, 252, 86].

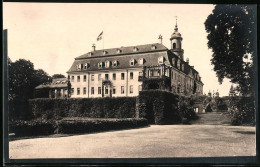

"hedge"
[137, 90, 181, 124]
[9, 118, 148, 137]
[9, 120, 55, 137]
[56, 118, 148, 134]
[29, 97, 136, 120]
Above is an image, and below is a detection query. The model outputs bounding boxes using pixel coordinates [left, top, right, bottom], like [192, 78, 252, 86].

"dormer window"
[103, 51, 107, 55]
[177, 60, 180, 69]
[172, 57, 175, 66]
[181, 64, 184, 71]
[113, 60, 118, 67]
[98, 62, 103, 68]
[105, 60, 110, 68]
[133, 47, 138, 52]
[130, 59, 136, 66]
[151, 45, 157, 50]
[158, 56, 164, 64]
[117, 49, 121, 54]
[84, 63, 89, 69]
[138, 58, 144, 65]
[77, 64, 81, 70]
[56, 81, 61, 84]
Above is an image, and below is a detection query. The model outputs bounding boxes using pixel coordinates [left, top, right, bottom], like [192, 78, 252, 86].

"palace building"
[66, 23, 204, 98]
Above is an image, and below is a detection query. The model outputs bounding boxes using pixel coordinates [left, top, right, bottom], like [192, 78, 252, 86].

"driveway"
[9, 125, 255, 159]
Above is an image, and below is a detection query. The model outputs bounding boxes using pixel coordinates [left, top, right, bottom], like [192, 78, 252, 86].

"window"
[105, 87, 108, 94]
[71, 76, 74, 82]
[113, 73, 116, 80]
[133, 47, 138, 52]
[151, 45, 156, 50]
[175, 73, 177, 80]
[83, 87, 86, 95]
[139, 72, 143, 76]
[91, 75, 94, 81]
[105, 60, 110, 68]
[138, 58, 144, 65]
[130, 59, 135, 66]
[117, 49, 121, 54]
[113, 88, 116, 94]
[77, 76, 80, 82]
[103, 51, 107, 55]
[81, 64, 83, 69]
[113, 61, 118, 67]
[91, 87, 94, 95]
[84, 63, 88, 69]
[130, 85, 133, 94]
[158, 56, 164, 64]
[130, 72, 133, 79]
[138, 85, 142, 91]
[77, 64, 81, 70]
[77, 88, 80, 95]
[98, 62, 103, 68]
[71, 88, 74, 95]
[105, 74, 109, 80]
[83, 75, 86, 82]
[98, 87, 101, 94]
[121, 73, 125, 80]
[68, 75, 70, 80]
[121, 86, 125, 94]
[173, 43, 176, 49]
[98, 74, 101, 81]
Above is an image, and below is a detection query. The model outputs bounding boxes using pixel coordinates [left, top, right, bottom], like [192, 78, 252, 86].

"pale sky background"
[3, 3, 232, 96]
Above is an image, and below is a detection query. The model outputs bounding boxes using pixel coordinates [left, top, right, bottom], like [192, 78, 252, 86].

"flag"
[97, 31, 103, 41]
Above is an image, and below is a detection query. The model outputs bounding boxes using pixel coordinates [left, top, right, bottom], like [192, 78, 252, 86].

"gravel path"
[9, 125, 255, 159]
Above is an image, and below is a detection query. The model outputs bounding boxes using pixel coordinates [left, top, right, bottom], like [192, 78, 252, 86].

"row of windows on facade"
[71, 85, 142, 95]
[69, 72, 142, 82]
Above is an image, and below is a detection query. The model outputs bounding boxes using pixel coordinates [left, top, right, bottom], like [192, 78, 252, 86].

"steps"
[190, 112, 231, 125]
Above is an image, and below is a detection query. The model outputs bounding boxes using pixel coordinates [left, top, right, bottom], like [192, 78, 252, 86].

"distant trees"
[205, 5, 256, 96]
[52, 74, 66, 79]
[8, 59, 51, 120]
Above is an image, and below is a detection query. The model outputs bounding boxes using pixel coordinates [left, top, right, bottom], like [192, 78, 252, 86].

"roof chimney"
[92, 44, 96, 52]
[158, 34, 163, 44]
[186, 58, 189, 64]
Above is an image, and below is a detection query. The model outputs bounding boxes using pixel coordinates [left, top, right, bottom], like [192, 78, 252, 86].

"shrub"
[229, 96, 255, 126]
[179, 96, 198, 121]
[8, 99, 32, 121]
[138, 90, 181, 124]
[28, 97, 136, 120]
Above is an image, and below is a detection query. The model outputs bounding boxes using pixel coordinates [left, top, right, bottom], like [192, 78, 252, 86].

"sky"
[3, 3, 233, 96]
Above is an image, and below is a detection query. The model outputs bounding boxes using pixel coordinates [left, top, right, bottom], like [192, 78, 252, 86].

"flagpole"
[103, 32, 104, 50]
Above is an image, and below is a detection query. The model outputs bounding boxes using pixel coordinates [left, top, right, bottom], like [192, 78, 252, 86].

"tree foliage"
[205, 5, 256, 96]
[8, 59, 51, 100]
[52, 74, 66, 79]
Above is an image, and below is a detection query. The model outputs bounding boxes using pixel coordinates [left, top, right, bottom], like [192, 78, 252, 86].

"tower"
[170, 16, 184, 60]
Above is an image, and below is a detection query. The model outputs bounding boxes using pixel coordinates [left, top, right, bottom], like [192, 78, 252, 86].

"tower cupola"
[170, 16, 184, 60]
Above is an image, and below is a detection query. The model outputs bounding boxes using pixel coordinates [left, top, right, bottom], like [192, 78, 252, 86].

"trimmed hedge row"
[9, 118, 148, 137]
[138, 90, 181, 124]
[57, 118, 148, 134]
[9, 120, 55, 136]
[29, 97, 136, 120]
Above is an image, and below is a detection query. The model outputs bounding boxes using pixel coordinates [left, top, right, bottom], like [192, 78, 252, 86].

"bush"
[229, 96, 255, 126]
[179, 96, 198, 121]
[138, 90, 181, 124]
[29, 97, 136, 120]
[9, 119, 56, 137]
[8, 99, 32, 121]
[56, 118, 148, 134]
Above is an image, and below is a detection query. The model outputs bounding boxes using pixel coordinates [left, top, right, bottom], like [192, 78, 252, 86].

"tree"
[52, 74, 66, 79]
[8, 59, 51, 120]
[205, 5, 257, 96]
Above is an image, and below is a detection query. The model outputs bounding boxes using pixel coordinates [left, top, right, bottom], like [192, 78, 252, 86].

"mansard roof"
[76, 43, 168, 59]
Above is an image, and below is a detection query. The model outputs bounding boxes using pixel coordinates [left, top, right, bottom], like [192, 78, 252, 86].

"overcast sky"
[3, 3, 232, 96]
